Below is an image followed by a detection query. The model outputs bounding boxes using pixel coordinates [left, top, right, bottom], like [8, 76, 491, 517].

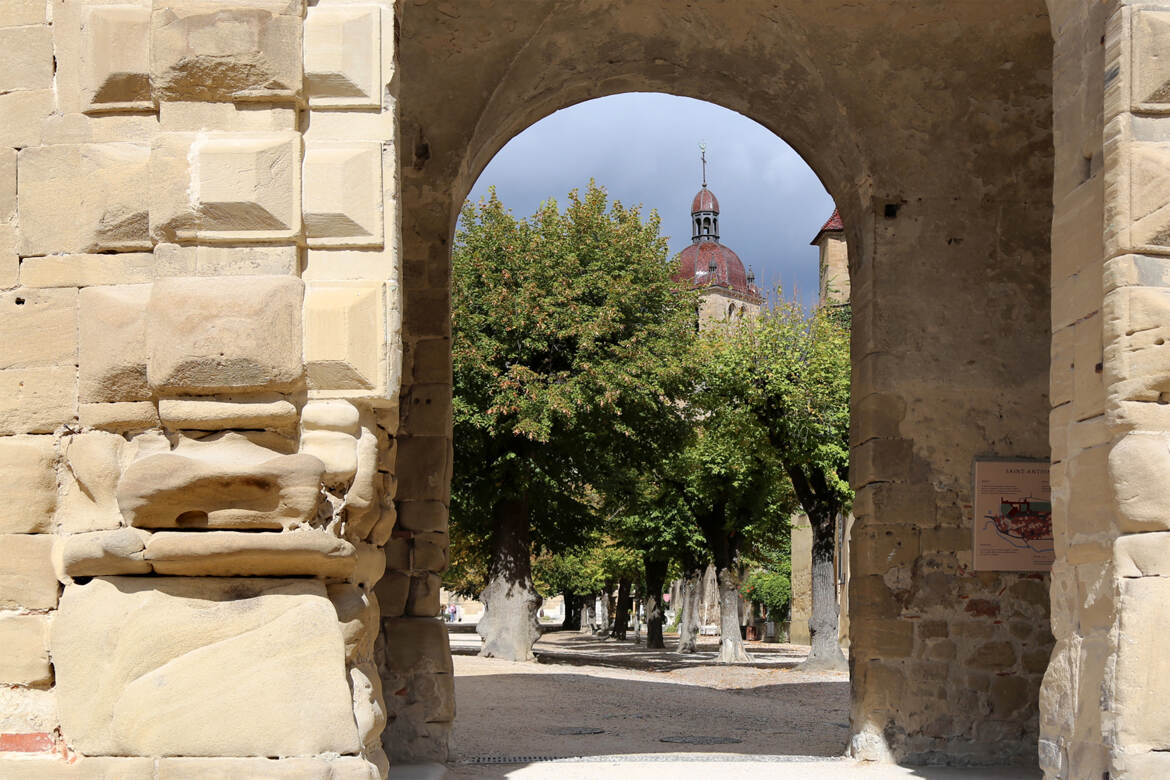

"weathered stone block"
[22, 254, 154, 288]
[396, 501, 447, 534]
[299, 400, 362, 486]
[117, 432, 325, 530]
[1132, 9, 1170, 111]
[80, 401, 160, 432]
[159, 396, 297, 431]
[851, 618, 915, 660]
[0, 686, 56, 734]
[0, 224, 15, 289]
[394, 436, 451, 503]
[0, 614, 51, 686]
[56, 528, 152, 577]
[0, 0, 46, 26]
[0, 534, 57, 609]
[0, 757, 155, 779]
[407, 572, 441, 617]
[412, 533, 448, 573]
[305, 281, 386, 394]
[18, 143, 151, 255]
[383, 617, 454, 675]
[0, 436, 57, 534]
[304, 142, 383, 247]
[374, 570, 409, 617]
[328, 583, 379, 663]
[150, 132, 301, 244]
[0, 366, 77, 435]
[0, 25, 53, 93]
[154, 243, 299, 277]
[81, 5, 154, 113]
[1115, 576, 1170, 750]
[53, 577, 360, 756]
[144, 530, 356, 578]
[0, 289, 78, 370]
[147, 276, 304, 393]
[1116, 531, 1170, 577]
[351, 661, 386, 747]
[1110, 434, 1170, 532]
[0, 90, 52, 148]
[79, 284, 151, 403]
[304, 4, 381, 108]
[150, 1, 302, 103]
[154, 757, 380, 779]
[0, 147, 14, 223]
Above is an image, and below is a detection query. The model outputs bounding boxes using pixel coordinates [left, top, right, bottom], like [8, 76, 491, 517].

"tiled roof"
[809, 207, 844, 245]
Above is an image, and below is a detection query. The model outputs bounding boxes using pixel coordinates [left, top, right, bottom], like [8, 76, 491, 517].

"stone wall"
[1040, 1, 1170, 777]
[0, 1, 421, 776]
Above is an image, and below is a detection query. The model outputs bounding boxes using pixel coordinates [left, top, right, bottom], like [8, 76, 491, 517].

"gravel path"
[448, 631, 851, 772]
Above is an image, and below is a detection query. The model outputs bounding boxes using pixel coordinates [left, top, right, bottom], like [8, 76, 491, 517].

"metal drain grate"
[659, 736, 743, 745]
[461, 756, 574, 765]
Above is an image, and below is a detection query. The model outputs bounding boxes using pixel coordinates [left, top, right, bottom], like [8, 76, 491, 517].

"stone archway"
[394, 0, 1054, 767]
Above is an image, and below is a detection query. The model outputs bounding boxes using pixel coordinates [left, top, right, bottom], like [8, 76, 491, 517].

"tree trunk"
[644, 558, 668, 649]
[562, 590, 581, 631]
[477, 497, 542, 661]
[579, 597, 594, 634]
[800, 511, 848, 671]
[676, 569, 701, 653]
[611, 579, 632, 640]
[594, 590, 610, 637]
[716, 565, 751, 663]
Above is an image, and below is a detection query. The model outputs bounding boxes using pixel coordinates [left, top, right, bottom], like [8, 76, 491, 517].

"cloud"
[465, 93, 835, 307]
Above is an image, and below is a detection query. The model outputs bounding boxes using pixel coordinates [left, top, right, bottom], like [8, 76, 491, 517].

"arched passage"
[393, 0, 1053, 767]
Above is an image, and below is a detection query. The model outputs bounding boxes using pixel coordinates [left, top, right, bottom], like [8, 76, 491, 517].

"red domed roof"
[675, 241, 759, 298]
[691, 187, 719, 213]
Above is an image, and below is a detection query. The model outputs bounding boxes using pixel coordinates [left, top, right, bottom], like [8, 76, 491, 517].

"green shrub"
[741, 565, 792, 621]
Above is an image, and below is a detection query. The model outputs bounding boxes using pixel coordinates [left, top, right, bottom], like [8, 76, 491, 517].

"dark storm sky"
[463, 93, 836, 308]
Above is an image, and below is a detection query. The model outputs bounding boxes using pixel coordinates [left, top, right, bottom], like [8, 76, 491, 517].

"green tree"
[451, 183, 695, 661]
[702, 299, 852, 670]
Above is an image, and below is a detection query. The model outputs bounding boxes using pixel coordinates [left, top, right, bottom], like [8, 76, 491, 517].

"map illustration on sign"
[973, 460, 1053, 571]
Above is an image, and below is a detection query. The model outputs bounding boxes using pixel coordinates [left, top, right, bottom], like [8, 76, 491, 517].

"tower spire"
[699, 142, 708, 188]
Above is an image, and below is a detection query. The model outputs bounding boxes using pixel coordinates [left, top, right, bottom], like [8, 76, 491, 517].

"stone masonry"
[0, 1, 1165, 778]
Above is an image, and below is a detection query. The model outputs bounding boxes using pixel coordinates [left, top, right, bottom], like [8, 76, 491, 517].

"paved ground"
[436, 630, 1040, 779]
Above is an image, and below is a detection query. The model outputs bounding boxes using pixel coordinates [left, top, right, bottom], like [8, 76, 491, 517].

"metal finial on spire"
[699, 142, 707, 187]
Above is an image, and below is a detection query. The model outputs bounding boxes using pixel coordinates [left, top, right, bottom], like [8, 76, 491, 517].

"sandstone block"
[154, 243, 298, 277]
[0, 534, 57, 609]
[79, 402, 160, 432]
[412, 533, 448, 573]
[18, 143, 151, 256]
[400, 384, 452, 438]
[395, 436, 452, 503]
[0, 147, 14, 222]
[1110, 434, 1170, 532]
[1115, 532, 1170, 577]
[1132, 9, 1170, 112]
[151, 1, 302, 103]
[351, 540, 386, 590]
[56, 528, 152, 577]
[0, 367, 77, 435]
[1115, 576, 1170, 750]
[346, 427, 381, 537]
[0, 90, 51, 148]
[150, 132, 301, 244]
[368, 501, 397, 546]
[0, 757, 154, 779]
[22, 254, 154, 288]
[383, 617, 453, 675]
[159, 102, 297, 133]
[304, 142, 383, 248]
[117, 432, 325, 529]
[0, 224, 15, 290]
[159, 396, 298, 431]
[304, 5, 382, 108]
[0, 614, 51, 686]
[305, 281, 387, 395]
[0, 686, 56, 734]
[155, 757, 379, 779]
[328, 583, 379, 663]
[396, 501, 447, 534]
[386, 536, 409, 571]
[300, 401, 361, 485]
[147, 275, 304, 393]
[0, 0, 45, 26]
[407, 572, 441, 617]
[0, 436, 57, 534]
[79, 284, 151, 403]
[374, 570, 409, 618]
[0, 289, 78, 370]
[351, 662, 386, 747]
[53, 577, 360, 756]
[144, 530, 356, 577]
[0, 25, 53, 93]
[80, 5, 153, 113]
